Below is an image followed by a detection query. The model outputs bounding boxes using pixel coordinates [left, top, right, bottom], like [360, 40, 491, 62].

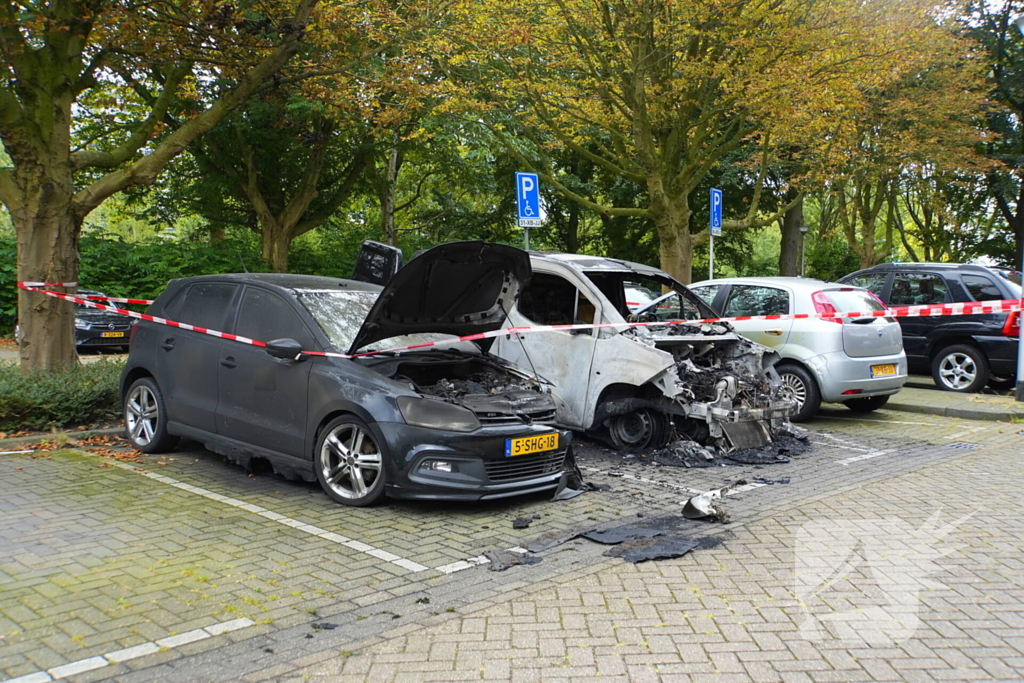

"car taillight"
[811, 291, 842, 323]
[1004, 311, 1021, 337]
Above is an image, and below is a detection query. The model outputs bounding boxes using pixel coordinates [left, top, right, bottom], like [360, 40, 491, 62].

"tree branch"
[0, 166, 20, 212]
[489, 126, 648, 219]
[71, 63, 191, 171]
[70, 0, 320, 218]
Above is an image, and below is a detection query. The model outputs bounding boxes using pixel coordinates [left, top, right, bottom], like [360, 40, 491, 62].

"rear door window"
[842, 273, 888, 299]
[722, 285, 790, 317]
[176, 284, 238, 330]
[961, 275, 1003, 302]
[890, 273, 947, 306]
[236, 287, 315, 348]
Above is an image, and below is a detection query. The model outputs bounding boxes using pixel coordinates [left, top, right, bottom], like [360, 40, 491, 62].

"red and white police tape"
[16, 280, 1023, 360]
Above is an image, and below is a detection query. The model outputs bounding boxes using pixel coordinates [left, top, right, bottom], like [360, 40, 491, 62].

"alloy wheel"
[780, 372, 807, 408]
[125, 384, 159, 447]
[938, 352, 977, 391]
[319, 423, 383, 500]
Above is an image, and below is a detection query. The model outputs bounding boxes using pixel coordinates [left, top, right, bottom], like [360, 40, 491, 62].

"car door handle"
[765, 329, 784, 336]
[221, 356, 237, 369]
[161, 338, 175, 350]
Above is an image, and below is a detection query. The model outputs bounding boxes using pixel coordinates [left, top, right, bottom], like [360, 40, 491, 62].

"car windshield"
[298, 290, 460, 353]
[584, 272, 718, 320]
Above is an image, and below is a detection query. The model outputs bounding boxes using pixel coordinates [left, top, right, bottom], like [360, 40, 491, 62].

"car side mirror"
[265, 338, 305, 360]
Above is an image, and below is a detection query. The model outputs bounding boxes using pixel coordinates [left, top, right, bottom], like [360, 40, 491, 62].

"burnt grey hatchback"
[121, 242, 571, 506]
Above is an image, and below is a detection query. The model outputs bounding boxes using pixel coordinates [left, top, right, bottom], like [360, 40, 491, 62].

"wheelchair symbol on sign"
[523, 203, 535, 217]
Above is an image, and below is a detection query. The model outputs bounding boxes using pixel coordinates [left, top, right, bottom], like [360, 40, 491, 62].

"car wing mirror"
[265, 338, 306, 360]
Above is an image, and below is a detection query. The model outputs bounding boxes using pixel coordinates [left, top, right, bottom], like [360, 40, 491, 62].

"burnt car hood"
[348, 241, 531, 354]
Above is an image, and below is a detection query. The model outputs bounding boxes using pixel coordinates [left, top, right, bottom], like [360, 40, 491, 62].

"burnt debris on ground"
[630, 422, 810, 469]
[519, 515, 728, 564]
[485, 549, 542, 572]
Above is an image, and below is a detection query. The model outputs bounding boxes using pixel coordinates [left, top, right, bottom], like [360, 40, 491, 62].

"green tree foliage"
[0, 0, 320, 371]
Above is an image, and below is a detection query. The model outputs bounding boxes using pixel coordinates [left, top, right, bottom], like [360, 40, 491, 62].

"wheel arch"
[121, 366, 155, 400]
[927, 335, 981, 361]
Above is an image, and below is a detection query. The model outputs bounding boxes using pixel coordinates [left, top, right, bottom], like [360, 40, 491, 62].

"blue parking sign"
[710, 188, 723, 236]
[516, 172, 542, 228]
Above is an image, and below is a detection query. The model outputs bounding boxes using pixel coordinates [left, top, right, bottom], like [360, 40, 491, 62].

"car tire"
[124, 377, 179, 453]
[314, 416, 388, 506]
[844, 395, 890, 413]
[607, 409, 667, 450]
[988, 375, 1016, 391]
[777, 363, 821, 422]
[932, 344, 989, 393]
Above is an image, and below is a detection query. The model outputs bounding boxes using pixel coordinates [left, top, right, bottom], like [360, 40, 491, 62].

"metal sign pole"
[524, 228, 530, 251]
[709, 234, 714, 280]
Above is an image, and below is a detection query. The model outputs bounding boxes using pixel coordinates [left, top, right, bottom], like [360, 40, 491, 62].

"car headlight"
[396, 396, 480, 433]
[75, 319, 90, 330]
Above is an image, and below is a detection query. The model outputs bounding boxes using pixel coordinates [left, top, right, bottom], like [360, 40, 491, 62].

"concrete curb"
[885, 400, 1022, 422]
[0, 426, 123, 451]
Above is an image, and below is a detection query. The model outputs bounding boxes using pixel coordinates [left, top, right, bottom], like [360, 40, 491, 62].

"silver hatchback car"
[648, 277, 907, 421]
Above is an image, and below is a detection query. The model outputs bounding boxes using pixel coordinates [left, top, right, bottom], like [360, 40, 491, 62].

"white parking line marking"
[437, 547, 530, 575]
[108, 462, 428, 573]
[945, 426, 986, 440]
[837, 449, 893, 466]
[3, 618, 256, 683]
[0, 449, 35, 456]
[580, 466, 704, 494]
[814, 433, 873, 452]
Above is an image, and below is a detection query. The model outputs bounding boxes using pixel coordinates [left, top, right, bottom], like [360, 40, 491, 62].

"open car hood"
[348, 241, 531, 354]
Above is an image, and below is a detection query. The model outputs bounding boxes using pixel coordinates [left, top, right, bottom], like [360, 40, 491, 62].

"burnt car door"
[491, 271, 602, 429]
[156, 283, 239, 433]
[216, 286, 315, 458]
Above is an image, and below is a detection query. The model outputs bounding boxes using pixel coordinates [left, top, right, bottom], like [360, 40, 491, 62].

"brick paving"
[1, 404, 1022, 682]
[289, 411, 1024, 682]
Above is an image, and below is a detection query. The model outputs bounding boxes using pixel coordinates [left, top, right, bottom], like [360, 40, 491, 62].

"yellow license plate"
[871, 363, 896, 378]
[505, 433, 559, 457]
[101, 331, 124, 338]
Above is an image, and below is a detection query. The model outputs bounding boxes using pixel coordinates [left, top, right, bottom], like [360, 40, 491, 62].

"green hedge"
[0, 231, 372, 334]
[0, 360, 124, 432]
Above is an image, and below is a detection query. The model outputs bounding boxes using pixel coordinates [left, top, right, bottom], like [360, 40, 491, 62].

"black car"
[76, 289, 133, 352]
[839, 263, 1021, 392]
[120, 242, 571, 506]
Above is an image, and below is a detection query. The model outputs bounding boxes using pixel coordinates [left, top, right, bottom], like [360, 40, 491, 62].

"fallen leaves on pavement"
[33, 433, 147, 463]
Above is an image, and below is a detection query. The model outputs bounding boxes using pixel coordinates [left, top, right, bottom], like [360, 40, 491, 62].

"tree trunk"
[649, 188, 693, 283]
[379, 132, 403, 246]
[565, 202, 580, 253]
[778, 193, 803, 276]
[12, 166, 81, 372]
[261, 224, 291, 273]
[653, 217, 693, 283]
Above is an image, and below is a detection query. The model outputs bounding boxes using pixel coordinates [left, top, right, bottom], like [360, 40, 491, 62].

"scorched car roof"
[530, 252, 664, 277]
[168, 273, 382, 293]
